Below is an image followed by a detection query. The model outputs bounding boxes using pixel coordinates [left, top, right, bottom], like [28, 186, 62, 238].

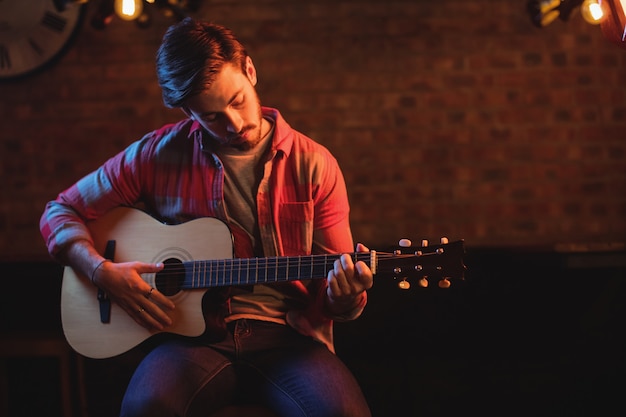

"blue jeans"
[120, 319, 372, 417]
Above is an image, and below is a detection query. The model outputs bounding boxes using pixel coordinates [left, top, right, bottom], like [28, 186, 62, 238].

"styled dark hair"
[156, 18, 248, 108]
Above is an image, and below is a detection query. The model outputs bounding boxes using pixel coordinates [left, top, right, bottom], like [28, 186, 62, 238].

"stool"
[0, 333, 88, 417]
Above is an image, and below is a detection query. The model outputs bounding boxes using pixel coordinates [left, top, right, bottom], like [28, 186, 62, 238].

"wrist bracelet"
[91, 259, 110, 285]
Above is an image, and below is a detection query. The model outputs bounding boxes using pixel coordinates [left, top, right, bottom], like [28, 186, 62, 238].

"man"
[40, 18, 373, 417]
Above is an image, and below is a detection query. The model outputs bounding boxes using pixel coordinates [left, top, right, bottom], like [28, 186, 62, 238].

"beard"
[220, 97, 265, 152]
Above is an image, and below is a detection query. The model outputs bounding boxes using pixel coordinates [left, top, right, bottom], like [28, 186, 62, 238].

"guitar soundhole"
[155, 258, 185, 296]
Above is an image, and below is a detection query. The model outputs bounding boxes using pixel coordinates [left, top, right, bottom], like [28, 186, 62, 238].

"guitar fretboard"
[182, 252, 376, 288]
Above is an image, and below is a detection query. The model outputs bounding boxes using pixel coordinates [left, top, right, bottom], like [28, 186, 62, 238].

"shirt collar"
[192, 107, 294, 157]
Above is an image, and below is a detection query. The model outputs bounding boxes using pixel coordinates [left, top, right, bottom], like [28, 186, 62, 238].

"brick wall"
[1, 0, 625, 261]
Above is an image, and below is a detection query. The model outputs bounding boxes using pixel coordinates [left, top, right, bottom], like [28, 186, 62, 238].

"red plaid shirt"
[40, 107, 366, 352]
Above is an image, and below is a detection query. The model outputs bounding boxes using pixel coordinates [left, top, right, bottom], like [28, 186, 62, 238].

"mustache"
[227, 124, 256, 140]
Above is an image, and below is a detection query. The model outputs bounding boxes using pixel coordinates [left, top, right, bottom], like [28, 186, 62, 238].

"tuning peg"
[438, 278, 451, 289]
[421, 239, 428, 247]
[398, 238, 411, 247]
[418, 278, 428, 288]
[440, 237, 449, 244]
[398, 279, 410, 290]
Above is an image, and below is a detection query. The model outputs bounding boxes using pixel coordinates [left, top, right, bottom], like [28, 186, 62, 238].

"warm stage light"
[527, 0, 626, 48]
[114, 0, 143, 21]
[581, 0, 608, 24]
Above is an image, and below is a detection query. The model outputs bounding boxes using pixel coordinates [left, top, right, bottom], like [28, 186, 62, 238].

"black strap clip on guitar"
[98, 240, 116, 323]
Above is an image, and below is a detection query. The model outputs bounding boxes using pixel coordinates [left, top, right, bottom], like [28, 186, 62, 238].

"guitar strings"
[151, 252, 437, 272]
[144, 251, 449, 292]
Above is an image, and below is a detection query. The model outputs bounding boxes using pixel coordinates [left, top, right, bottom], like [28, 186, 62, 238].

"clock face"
[0, 0, 85, 80]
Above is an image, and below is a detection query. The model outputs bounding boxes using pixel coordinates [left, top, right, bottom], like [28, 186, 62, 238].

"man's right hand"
[91, 260, 175, 330]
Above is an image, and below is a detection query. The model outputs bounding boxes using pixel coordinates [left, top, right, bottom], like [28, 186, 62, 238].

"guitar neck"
[181, 252, 376, 289]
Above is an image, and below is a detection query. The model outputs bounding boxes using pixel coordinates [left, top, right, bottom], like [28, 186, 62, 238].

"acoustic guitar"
[61, 207, 466, 358]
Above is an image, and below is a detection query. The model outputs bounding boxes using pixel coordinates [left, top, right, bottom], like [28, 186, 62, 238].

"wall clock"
[0, 1, 85, 81]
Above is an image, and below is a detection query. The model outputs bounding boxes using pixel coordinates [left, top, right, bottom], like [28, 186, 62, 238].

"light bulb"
[114, 0, 143, 21]
[581, 0, 608, 24]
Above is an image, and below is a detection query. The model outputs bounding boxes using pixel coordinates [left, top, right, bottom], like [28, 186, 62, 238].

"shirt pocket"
[278, 201, 314, 255]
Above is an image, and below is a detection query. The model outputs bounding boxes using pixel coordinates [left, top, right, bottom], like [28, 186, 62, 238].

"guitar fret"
[254, 258, 259, 285]
[227, 259, 233, 286]
[262, 258, 265, 283]
[261, 258, 270, 282]
[236, 259, 240, 285]
[208, 259, 212, 286]
[290, 257, 297, 280]
[213, 260, 216, 286]
[243, 258, 247, 285]
[222, 259, 227, 286]
[300, 256, 303, 281]
[268, 258, 272, 282]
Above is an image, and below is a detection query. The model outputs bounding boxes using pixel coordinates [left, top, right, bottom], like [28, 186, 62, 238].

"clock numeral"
[0, 44, 11, 70]
[28, 38, 45, 57]
[41, 11, 68, 33]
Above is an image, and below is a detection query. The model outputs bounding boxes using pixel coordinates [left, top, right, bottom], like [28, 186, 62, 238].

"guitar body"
[61, 207, 234, 359]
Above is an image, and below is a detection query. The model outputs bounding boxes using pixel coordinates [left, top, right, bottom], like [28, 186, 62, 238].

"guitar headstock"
[374, 238, 466, 289]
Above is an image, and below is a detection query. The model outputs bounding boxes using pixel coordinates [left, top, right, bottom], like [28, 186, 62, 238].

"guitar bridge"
[98, 239, 116, 323]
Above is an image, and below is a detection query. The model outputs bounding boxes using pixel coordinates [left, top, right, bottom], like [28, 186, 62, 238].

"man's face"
[184, 57, 264, 151]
